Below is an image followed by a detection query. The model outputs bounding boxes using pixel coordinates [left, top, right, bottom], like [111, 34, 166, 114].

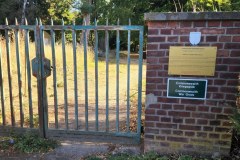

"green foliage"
[0, 132, 59, 153]
[230, 110, 240, 134]
[178, 155, 193, 160]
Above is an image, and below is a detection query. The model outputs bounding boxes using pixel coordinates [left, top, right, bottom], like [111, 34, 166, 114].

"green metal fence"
[0, 18, 144, 142]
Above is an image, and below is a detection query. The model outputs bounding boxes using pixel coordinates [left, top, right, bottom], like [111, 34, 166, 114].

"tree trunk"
[21, 0, 28, 25]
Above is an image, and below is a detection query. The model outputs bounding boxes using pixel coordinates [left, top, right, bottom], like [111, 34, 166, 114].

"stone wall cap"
[144, 12, 240, 21]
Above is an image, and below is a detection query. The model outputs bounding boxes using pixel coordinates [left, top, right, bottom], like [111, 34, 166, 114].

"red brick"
[206, 100, 218, 106]
[159, 43, 171, 49]
[215, 65, 228, 71]
[157, 110, 167, 115]
[179, 125, 201, 131]
[227, 79, 239, 86]
[185, 119, 195, 124]
[208, 21, 221, 27]
[215, 127, 230, 132]
[173, 105, 184, 110]
[146, 84, 156, 90]
[181, 99, 204, 105]
[206, 36, 218, 42]
[208, 86, 219, 93]
[157, 72, 168, 77]
[209, 133, 220, 139]
[211, 107, 223, 113]
[158, 57, 168, 63]
[198, 106, 209, 112]
[194, 21, 206, 27]
[220, 73, 239, 79]
[167, 136, 188, 143]
[222, 21, 234, 27]
[173, 28, 196, 35]
[219, 36, 231, 42]
[224, 108, 233, 114]
[161, 129, 171, 134]
[229, 66, 240, 72]
[217, 50, 229, 57]
[186, 106, 196, 111]
[160, 142, 170, 147]
[200, 28, 225, 34]
[192, 113, 215, 119]
[161, 29, 172, 35]
[227, 28, 240, 34]
[232, 36, 240, 42]
[180, 36, 188, 42]
[148, 36, 165, 42]
[220, 87, 237, 93]
[147, 44, 158, 50]
[145, 134, 154, 139]
[156, 136, 165, 140]
[147, 65, 163, 70]
[147, 57, 159, 64]
[148, 104, 160, 109]
[145, 128, 159, 134]
[161, 117, 171, 122]
[145, 109, 156, 114]
[168, 111, 190, 117]
[180, 21, 192, 27]
[183, 144, 194, 149]
[214, 80, 226, 85]
[215, 140, 231, 146]
[145, 122, 155, 127]
[168, 21, 179, 28]
[217, 114, 229, 120]
[167, 36, 178, 42]
[162, 104, 172, 110]
[147, 51, 165, 57]
[197, 119, 208, 125]
[173, 130, 183, 136]
[226, 94, 236, 101]
[197, 132, 207, 138]
[148, 29, 159, 35]
[230, 51, 240, 57]
[185, 131, 195, 137]
[173, 118, 183, 123]
[211, 43, 223, 49]
[146, 70, 157, 77]
[222, 121, 231, 127]
[212, 93, 224, 99]
[148, 21, 167, 28]
[145, 115, 159, 121]
[203, 126, 213, 131]
[223, 58, 240, 64]
[235, 22, 240, 27]
[210, 120, 221, 126]
[224, 43, 240, 49]
[147, 77, 163, 83]
[158, 97, 179, 104]
[156, 123, 177, 129]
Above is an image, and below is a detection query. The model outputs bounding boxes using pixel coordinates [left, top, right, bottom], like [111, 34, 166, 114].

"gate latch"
[32, 57, 51, 78]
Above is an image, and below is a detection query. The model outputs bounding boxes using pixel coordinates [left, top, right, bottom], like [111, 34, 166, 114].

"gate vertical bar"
[137, 27, 144, 140]
[116, 19, 120, 132]
[39, 19, 48, 133]
[126, 19, 131, 132]
[0, 47, 5, 125]
[83, 20, 89, 131]
[61, 19, 68, 130]
[105, 19, 109, 132]
[50, 19, 58, 129]
[24, 19, 33, 128]
[72, 21, 78, 130]
[35, 19, 47, 137]
[94, 19, 99, 131]
[5, 18, 15, 126]
[15, 19, 24, 127]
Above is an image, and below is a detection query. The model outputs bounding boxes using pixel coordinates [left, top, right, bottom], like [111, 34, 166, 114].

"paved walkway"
[0, 139, 142, 160]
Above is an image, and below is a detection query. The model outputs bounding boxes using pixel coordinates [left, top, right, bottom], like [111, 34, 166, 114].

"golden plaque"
[168, 46, 217, 76]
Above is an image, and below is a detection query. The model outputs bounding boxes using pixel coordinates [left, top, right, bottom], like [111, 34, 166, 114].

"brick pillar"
[144, 12, 240, 156]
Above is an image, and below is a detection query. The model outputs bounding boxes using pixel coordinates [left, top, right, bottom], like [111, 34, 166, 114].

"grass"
[0, 132, 59, 153]
[84, 152, 216, 160]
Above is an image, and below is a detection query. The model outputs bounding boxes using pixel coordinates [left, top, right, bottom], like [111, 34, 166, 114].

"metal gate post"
[33, 20, 50, 138]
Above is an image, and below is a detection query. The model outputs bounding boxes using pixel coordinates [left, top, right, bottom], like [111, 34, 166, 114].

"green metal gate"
[0, 18, 144, 142]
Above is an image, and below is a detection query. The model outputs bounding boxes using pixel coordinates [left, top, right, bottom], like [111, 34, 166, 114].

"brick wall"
[144, 12, 240, 156]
